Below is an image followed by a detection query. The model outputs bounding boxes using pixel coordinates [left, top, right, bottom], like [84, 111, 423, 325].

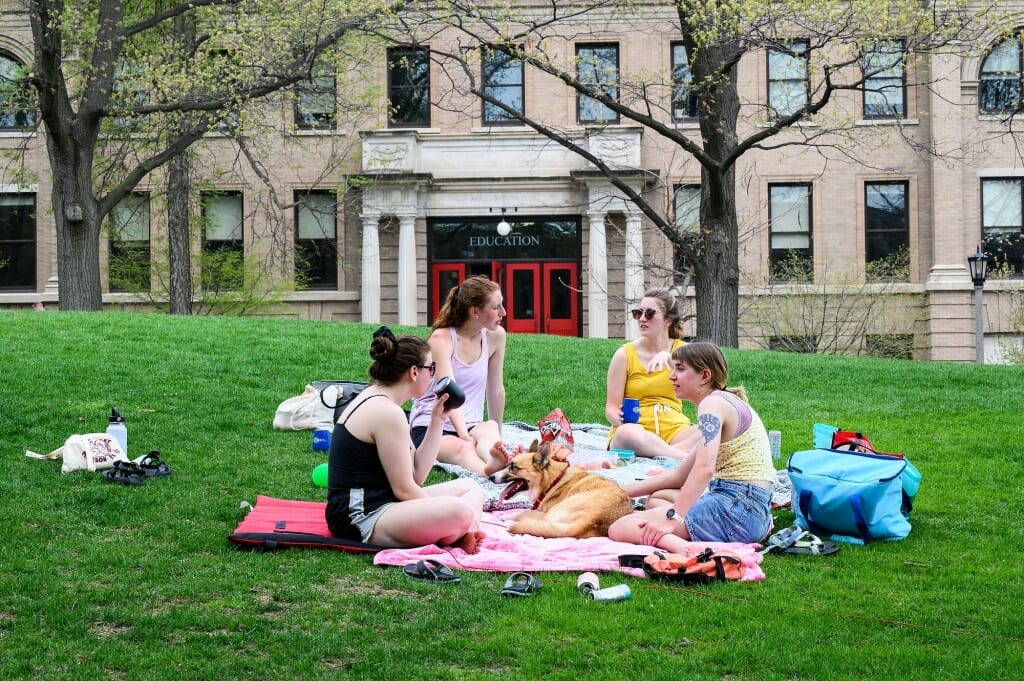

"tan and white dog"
[489, 440, 633, 539]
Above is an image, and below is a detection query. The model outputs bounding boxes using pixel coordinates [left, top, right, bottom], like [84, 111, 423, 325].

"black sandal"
[136, 451, 173, 477]
[102, 462, 145, 486]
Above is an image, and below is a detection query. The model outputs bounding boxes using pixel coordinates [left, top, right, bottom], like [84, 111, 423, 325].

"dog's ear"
[533, 442, 551, 469]
[528, 439, 539, 453]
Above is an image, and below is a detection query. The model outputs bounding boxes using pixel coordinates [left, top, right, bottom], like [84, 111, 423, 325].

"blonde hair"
[672, 341, 749, 403]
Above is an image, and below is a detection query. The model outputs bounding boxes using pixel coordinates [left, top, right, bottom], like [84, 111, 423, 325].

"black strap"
[341, 393, 388, 426]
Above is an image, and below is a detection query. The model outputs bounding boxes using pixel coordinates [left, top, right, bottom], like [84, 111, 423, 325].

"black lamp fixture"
[967, 245, 988, 363]
[967, 246, 988, 287]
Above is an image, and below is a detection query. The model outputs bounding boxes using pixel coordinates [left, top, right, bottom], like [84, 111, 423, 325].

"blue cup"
[622, 398, 641, 424]
[312, 428, 331, 452]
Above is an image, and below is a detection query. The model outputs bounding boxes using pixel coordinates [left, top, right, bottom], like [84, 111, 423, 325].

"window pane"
[295, 69, 336, 129]
[388, 48, 430, 126]
[110, 194, 151, 241]
[577, 45, 618, 122]
[672, 43, 698, 119]
[512, 269, 534, 319]
[483, 47, 524, 123]
[0, 194, 35, 288]
[983, 39, 1020, 73]
[982, 179, 1023, 227]
[768, 42, 808, 117]
[674, 184, 700, 232]
[204, 194, 243, 241]
[0, 54, 36, 128]
[770, 185, 810, 233]
[548, 267, 571, 320]
[297, 192, 336, 239]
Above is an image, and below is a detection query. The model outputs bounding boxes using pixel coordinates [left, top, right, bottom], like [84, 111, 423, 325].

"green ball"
[312, 463, 329, 488]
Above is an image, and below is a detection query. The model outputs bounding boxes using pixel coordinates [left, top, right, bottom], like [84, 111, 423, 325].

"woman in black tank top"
[325, 327, 486, 554]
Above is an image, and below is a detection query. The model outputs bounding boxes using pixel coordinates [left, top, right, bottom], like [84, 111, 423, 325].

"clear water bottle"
[106, 407, 128, 456]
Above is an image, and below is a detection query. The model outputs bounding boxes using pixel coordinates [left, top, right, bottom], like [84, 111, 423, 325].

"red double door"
[431, 261, 579, 336]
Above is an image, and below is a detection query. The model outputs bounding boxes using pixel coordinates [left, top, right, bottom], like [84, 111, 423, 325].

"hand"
[646, 350, 673, 373]
[638, 516, 675, 547]
[429, 392, 449, 422]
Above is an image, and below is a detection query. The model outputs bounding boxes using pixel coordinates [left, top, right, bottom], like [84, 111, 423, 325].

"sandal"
[500, 572, 543, 597]
[135, 451, 173, 477]
[785, 534, 840, 556]
[403, 559, 461, 583]
[758, 525, 808, 555]
[101, 461, 145, 486]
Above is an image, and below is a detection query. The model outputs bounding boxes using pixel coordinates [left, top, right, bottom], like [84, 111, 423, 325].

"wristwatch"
[665, 508, 686, 524]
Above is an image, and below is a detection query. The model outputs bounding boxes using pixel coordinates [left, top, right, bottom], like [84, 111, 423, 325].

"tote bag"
[787, 447, 915, 543]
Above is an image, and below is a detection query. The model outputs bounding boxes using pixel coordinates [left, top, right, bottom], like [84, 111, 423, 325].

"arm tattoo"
[697, 413, 722, 446]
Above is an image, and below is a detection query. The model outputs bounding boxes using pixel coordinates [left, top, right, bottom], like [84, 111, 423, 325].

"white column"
[360, 211, 381, 324]
[587, 211, 608, 338]
[397, 212, 417, 326]
[624, 211, 644, 341]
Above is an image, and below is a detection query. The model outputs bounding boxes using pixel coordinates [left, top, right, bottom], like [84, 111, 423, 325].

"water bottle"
[591, 584, 632, 602]
[106, 407, 128, 456]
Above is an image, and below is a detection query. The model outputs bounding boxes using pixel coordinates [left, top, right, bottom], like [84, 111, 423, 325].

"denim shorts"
[684, 478, 773, 543]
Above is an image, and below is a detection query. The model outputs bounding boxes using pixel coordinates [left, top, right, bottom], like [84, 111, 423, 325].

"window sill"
[856, 118, 919, 126]
[289, 128, 349, 137]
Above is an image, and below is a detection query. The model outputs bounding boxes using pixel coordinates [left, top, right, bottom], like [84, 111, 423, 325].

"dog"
[488, 440, 633, 539]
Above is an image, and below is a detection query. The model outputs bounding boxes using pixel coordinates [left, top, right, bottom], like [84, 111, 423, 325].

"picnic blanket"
[437, 421, 793, 509]
[373, 509, 766, 580]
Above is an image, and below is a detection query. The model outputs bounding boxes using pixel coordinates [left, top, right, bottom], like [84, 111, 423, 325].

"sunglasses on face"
[631, 308, 658, 321]
[417, 362, 437, 377]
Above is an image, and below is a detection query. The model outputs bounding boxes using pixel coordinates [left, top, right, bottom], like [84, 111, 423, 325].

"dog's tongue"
[497, 479, 528, 503]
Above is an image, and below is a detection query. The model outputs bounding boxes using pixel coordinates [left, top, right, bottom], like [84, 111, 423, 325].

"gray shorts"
[350, 502, 394, 544]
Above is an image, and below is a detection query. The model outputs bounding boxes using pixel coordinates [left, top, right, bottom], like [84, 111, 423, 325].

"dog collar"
[532, 467, 569, 510]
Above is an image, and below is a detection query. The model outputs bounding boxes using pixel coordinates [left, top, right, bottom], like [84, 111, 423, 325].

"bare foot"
[454, 530, 486, 554]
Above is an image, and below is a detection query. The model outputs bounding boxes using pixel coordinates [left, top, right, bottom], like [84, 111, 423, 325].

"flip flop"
[135, 451, 173, 477]
[785, 534, 840, 556]
[500, 572, 543, 597]
[758, 525, 808, 555]
[403, 559, 460, 583]
[101, 463, 144, 486]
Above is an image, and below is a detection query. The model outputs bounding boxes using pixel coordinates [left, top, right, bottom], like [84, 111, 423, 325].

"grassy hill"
[1, 311, 1021, 680]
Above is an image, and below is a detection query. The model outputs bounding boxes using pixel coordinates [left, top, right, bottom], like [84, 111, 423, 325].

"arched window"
[979, 35, 1023, 114]
[0, 52, 36, 128]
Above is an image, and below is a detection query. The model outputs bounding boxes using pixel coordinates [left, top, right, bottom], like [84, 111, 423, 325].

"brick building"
[2, 4, 1022, 361]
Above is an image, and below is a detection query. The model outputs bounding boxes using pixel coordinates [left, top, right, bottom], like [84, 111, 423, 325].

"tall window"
[295, 191, 337, 289]
[981, 178, 1023, 276]
[576, 44, 619, 123]
[979, 35, 1023, 114]
[295, 63, 337, 129]
[387, 47, 430, 127]
[769, 183, 813, 280]
[202, 192, 244, 291]
[0, 53, 36, 128]
[862, 39, 906, 118]
[482, 46, 524, 124]
[671, 42, 699, 120]
[0, 194, 35, 289]
[110, 59, 149, 130]
[767, 41, 809, 119]
[865, 182, 909, 280]
[209, 50, 241, 132]
[673, 184, 700, 285]
[108, 193, 151, 292]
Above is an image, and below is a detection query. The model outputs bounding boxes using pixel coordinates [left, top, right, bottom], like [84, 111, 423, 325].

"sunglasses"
[630, 308, 658, 321]
[417, 362, 437, 377]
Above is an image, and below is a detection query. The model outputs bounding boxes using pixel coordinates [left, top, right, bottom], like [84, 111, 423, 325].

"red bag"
[830, 430, 875, 452]
[538, 408, 574, 453]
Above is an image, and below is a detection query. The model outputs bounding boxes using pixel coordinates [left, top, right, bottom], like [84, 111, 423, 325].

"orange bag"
[636, 548, 747, 584]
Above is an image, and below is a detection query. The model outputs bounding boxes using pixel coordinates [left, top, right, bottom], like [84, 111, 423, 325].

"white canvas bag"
[25, 433, 128, 473]
[273, 384, 335, 431]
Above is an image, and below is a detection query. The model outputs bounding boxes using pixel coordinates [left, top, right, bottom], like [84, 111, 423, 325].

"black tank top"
[324, 394, 398, 540]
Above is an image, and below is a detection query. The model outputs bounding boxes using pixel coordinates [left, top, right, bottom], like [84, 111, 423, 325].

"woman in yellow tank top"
[605, 289, 697, 459]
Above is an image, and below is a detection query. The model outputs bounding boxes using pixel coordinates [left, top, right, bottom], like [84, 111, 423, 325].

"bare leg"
[370, 479, 485, 550]
[434, 434, 488, 475]
[610, 423, 697, 460]
[608, 507, 693, 551]
[468, 420, 508, 475]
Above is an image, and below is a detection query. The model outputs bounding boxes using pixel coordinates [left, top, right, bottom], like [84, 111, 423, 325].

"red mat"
[227, 495, 379, 553]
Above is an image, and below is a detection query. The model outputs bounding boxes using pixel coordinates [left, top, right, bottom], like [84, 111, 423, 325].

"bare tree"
[21, 0, 408, 310]
[379, 0, 994, 346]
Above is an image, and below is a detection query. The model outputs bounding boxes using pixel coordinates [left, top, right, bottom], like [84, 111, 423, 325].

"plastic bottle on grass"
[578, 573, 631, 602]
[106, 407, 128, 456]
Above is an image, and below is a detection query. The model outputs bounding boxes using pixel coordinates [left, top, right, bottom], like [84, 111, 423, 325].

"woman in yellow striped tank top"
[605, 288, 697, 460]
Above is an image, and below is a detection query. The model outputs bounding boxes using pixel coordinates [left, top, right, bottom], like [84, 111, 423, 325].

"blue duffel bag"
[787, 447, 919, 544]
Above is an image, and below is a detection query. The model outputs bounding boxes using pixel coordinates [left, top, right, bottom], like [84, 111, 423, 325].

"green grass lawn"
[1, 311, 1021, 680]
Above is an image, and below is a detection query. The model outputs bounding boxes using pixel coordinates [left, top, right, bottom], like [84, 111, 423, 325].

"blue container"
[312, 428, 331, 452]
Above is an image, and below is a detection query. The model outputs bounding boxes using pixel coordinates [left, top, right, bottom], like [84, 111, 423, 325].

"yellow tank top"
[608, 339, 691, 446]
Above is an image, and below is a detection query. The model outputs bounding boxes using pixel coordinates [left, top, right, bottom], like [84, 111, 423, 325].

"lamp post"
[967, 246, 988, 364]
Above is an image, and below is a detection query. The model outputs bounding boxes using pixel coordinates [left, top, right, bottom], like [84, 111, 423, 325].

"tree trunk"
[166, 152, 193, 315]
[50, 154, 104, 310]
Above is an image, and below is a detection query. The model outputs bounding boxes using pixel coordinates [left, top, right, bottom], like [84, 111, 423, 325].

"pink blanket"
[373, 510, 766, 581]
